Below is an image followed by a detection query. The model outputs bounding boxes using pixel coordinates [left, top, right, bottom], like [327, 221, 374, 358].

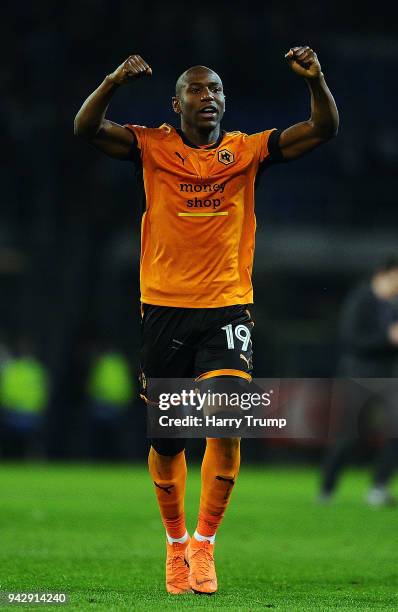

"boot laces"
[167, 545, 188, 584]
[192, 541, 214, 577]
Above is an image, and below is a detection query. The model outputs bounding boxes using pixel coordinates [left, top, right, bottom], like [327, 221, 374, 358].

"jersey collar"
[176, 127, 225, 150]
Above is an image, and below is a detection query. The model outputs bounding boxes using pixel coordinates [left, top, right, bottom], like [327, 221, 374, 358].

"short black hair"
[175, 66, 221, 96]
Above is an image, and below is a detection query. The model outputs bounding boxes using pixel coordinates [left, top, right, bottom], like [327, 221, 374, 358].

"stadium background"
[1, 0, 397, 462]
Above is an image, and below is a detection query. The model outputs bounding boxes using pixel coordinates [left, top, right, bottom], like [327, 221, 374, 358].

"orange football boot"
[185, 537, 217, 594]
[166, 537, 192, 594]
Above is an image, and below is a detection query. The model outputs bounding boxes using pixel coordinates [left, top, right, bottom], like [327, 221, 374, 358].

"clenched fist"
[285, 46, 321, 79]
[108, 55, 152, 85]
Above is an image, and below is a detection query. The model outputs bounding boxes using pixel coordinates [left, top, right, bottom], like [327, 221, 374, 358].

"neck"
[180, 121, 221, 147]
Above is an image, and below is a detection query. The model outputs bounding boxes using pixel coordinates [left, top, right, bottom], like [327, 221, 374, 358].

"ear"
[172, 96, 181, 114]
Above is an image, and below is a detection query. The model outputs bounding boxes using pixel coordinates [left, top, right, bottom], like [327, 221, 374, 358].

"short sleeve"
[267, 129, 285, 163]
[247, 128, 276, 163]
[124, 124, 147, 155]
[248, 128, 285, 165]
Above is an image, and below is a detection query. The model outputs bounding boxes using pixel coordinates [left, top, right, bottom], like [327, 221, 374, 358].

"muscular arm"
[74, 55, 152, 160]
[278, 46, 339, 160]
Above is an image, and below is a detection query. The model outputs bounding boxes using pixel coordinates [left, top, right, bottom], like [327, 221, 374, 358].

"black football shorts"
[140, 304, 254, 397]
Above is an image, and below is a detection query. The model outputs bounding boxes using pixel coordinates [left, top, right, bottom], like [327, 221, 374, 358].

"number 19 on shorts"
[221, 324, 251, 351]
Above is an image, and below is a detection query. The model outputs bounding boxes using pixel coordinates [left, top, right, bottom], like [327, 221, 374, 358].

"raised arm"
[74, 55, 152, 160]
[277, 46, 339, 160]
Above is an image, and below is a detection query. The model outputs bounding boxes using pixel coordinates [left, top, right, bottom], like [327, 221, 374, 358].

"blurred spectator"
[319, 257, 398, 505]
[86, 348, 134, 460]
[0, 337, 49, 459]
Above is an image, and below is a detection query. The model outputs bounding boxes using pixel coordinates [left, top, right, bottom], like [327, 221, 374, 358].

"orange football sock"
[148, 446, 187, 539]
[196, 437, 241, 538]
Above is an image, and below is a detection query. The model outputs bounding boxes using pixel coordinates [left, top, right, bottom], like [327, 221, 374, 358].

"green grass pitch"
[2, 463, 398, 610]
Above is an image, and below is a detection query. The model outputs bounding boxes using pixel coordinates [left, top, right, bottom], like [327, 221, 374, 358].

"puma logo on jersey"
[175, 152, 185, 164]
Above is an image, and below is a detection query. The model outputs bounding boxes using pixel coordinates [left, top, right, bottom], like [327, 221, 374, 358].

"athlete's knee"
[207, 437, 240, 460]
[150, 438, 186, 457]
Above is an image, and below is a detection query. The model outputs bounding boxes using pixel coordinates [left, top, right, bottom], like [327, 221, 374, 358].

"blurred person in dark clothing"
[320, 257, 398, 505]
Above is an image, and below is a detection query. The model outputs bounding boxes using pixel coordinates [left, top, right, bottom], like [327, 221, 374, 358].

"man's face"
[173, 69, 225, 130]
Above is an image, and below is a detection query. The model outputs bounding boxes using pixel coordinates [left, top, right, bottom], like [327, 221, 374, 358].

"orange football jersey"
[125, 123, 276, 308]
